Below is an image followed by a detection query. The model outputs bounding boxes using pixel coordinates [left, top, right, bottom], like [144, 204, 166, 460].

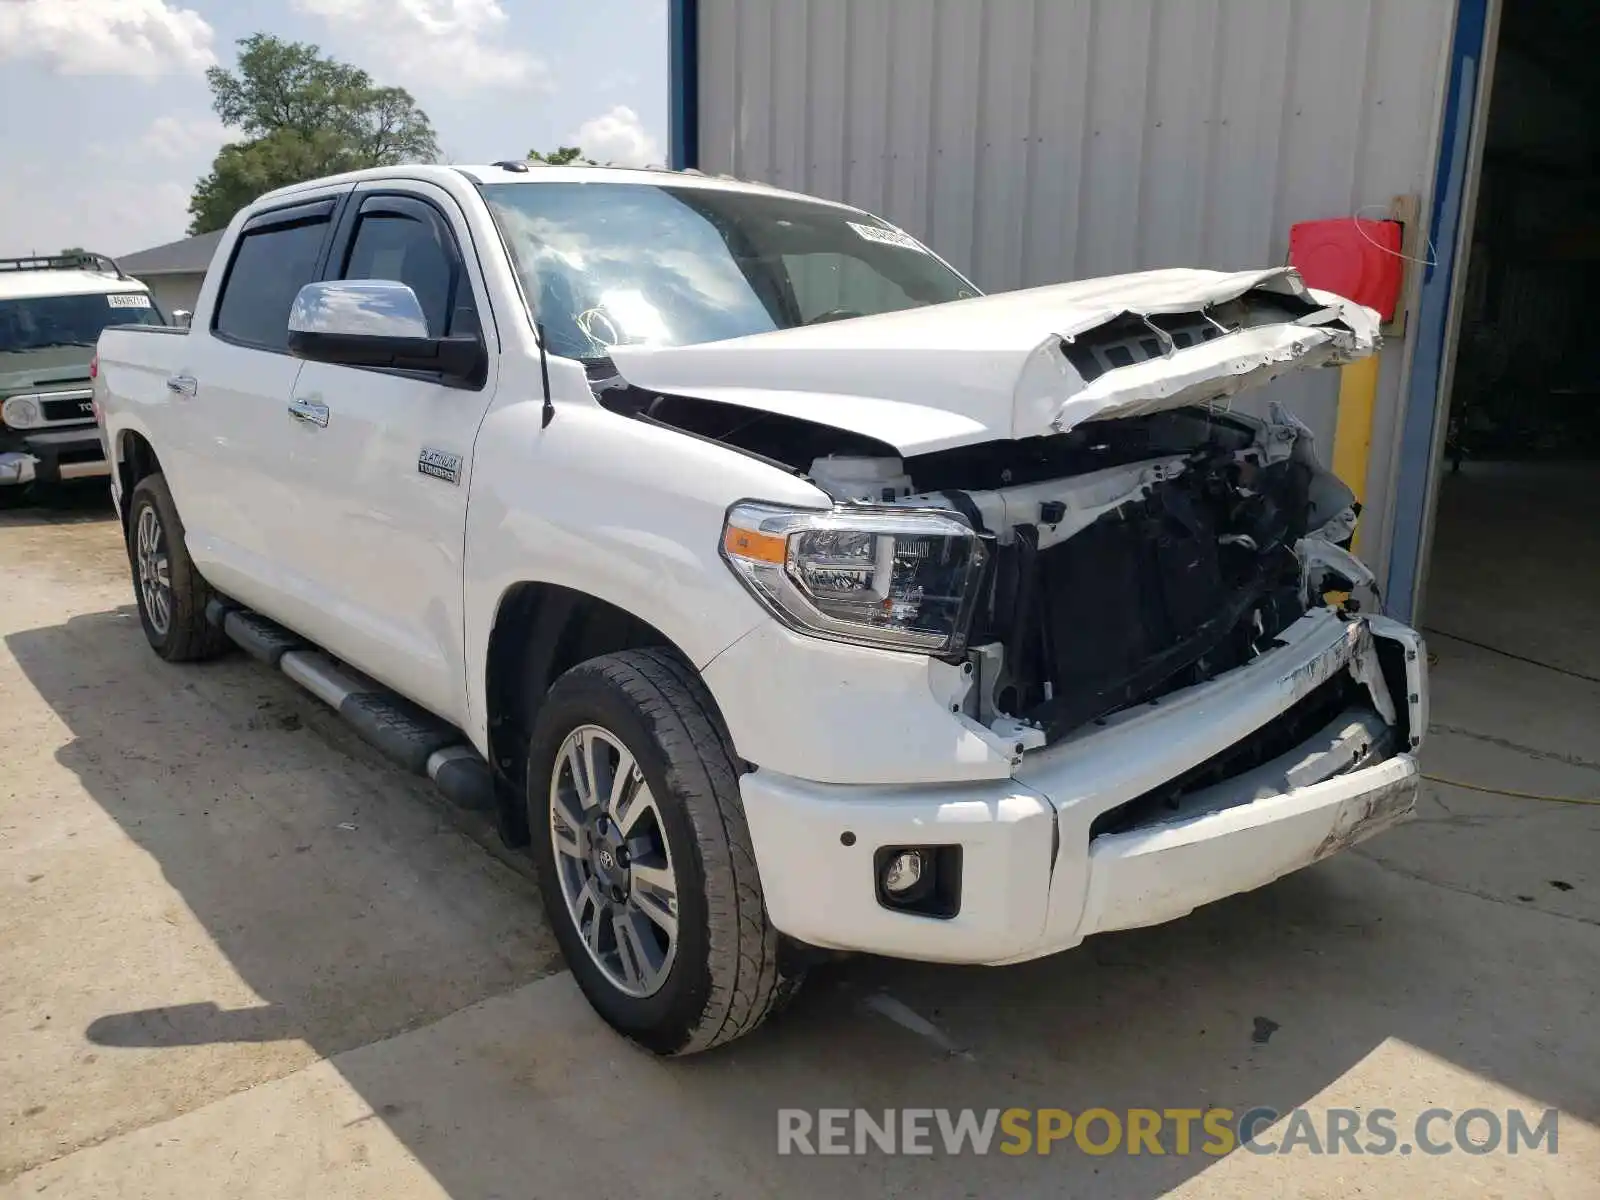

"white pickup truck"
[96, 163, 1427, 1055]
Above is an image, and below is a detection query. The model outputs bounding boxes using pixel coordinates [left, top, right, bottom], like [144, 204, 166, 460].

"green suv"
[2, 252, 167, 499]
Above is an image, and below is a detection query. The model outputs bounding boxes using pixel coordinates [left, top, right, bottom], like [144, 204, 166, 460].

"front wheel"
[527, 648, 799, 1054]
[126, 474, 229, 662]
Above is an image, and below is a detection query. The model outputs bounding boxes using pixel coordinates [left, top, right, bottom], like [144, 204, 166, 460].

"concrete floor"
[1426, 459, 1600, 681]
[2, 489, 1598, 1199]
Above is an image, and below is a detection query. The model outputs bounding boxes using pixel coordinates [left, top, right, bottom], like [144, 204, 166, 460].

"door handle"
[166, 373, 198, 398]
[287, 398, 330, 427]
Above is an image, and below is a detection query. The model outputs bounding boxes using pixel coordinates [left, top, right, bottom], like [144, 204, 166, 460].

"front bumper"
[740, 610, 1426, 964]
[0, 425, 109, 486]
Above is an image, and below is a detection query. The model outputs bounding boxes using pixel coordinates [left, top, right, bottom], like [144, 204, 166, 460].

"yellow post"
[1332, 353, 1381, 553]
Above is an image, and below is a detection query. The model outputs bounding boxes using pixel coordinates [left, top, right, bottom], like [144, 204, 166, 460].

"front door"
[268, 184, 498, 725]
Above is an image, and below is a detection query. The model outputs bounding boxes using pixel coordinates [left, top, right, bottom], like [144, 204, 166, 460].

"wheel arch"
[484, 581, 713, 846]
[116, 429, 163, 535]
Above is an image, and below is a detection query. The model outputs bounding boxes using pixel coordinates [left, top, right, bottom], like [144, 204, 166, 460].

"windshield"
[481, 182, 979, 360]
[0, 291, 166, 354]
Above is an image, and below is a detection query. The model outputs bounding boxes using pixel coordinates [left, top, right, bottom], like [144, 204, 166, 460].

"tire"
[126, 474, 229, 662]
[527, 648, 799, 1055]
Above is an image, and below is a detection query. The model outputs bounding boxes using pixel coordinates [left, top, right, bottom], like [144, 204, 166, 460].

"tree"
[187, 34, 440, 235]
[528, 146, 590, 165]
[188, 129, 364, 235]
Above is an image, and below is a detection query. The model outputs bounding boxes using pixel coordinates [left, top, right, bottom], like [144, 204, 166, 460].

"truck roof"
[0, 269, 151, 302]
[256, 162, 856, 210]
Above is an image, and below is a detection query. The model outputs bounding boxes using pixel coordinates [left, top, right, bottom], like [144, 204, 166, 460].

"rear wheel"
[127, 474, 229, 662]
[527, 648, 799, 1054]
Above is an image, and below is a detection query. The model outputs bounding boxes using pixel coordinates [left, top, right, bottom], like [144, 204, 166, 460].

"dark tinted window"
[213, 217, 328, 350]
[342, 209, 477, 338]
[0, 292, 165, 354]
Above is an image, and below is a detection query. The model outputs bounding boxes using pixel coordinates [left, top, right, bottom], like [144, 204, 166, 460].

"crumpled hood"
[607, 266, 1381, 456]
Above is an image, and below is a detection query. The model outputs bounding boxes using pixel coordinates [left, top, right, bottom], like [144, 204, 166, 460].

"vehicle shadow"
[6, 606, 1597, 1197]
[0, 480, 116, 527]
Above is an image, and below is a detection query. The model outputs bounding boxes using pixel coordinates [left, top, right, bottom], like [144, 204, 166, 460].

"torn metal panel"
[1297, 537, 1380, 609]
[1346, 621, 1399, 728]
[1045, 313, 1378, 434]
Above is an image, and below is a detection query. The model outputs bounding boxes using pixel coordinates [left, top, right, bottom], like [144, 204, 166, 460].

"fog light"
[882, 850, 924, 895]
[873, 845, 962, 918]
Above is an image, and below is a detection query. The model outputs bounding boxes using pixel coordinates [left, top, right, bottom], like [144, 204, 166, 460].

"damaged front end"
[605, 265, 1400, 758]
[798, 402, 1384, 753]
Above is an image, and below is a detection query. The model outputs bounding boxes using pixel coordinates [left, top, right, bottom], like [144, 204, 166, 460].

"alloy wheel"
[135, 504, 172, 637]
[548, 724, 680, 997]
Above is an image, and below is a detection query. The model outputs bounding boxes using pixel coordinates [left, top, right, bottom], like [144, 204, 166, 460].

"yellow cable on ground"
[1422, 774, 1600, 807]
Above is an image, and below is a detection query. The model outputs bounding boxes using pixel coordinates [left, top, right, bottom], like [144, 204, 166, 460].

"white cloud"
[293, 0, 549, 92]
[0, 0, 215, 77]
[89, 113, 231, 180]
[571, 106, 662, 168]
[0, 164, 191, 258]
[133, 113, 233, 162]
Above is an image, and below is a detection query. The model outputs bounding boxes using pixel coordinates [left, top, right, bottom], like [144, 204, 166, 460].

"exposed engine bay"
[598, 365, 1381, 748]
[810, 405, 1377, 746]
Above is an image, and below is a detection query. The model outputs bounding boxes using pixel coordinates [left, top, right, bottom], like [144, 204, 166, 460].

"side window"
[213, 214, 330, 350]
[341, 201, 479, 339]
[783, 253, 915, 322]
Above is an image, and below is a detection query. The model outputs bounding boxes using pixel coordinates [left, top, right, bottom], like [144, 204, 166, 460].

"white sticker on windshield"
[848, 221, 930, 254]
[106, 293, 151, 308]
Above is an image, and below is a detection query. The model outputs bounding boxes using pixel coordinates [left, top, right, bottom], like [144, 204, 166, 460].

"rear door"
[269, 182, 499, 725]
[166, 194, 346, 612]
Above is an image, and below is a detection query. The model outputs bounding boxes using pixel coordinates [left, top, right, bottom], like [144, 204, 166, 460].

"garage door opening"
[1423, 0, 1600, 681]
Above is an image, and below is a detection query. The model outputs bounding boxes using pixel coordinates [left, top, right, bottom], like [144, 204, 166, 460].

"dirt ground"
[2, 489, 1598, 1199]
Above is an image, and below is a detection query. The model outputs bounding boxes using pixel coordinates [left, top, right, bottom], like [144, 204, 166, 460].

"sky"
[0, 0, 670, 257]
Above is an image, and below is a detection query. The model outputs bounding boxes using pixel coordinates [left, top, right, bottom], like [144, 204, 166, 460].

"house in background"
[118, 229, 225, 320]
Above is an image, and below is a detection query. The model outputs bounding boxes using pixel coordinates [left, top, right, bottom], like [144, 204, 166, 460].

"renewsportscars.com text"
[777, 1107, 1559, 1158]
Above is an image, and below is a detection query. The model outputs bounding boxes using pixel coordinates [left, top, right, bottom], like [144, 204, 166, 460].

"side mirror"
[286, 280, 485, 386]
[172, 309, 193, 329]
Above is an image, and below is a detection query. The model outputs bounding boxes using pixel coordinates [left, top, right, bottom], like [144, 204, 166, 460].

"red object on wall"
[1288, 217, 1405, 322]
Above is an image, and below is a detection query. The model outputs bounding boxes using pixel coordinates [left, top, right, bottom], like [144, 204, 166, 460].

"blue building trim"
[669, 0, 700, 170]
[1384, 0, 1492, 623]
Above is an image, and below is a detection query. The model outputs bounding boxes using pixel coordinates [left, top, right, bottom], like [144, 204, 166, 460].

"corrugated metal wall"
[694, 0, 1459, 580]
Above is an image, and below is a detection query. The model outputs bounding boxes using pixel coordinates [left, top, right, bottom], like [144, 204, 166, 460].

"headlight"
[2, 396, 42, 429]
[721, 501, 987, 655]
